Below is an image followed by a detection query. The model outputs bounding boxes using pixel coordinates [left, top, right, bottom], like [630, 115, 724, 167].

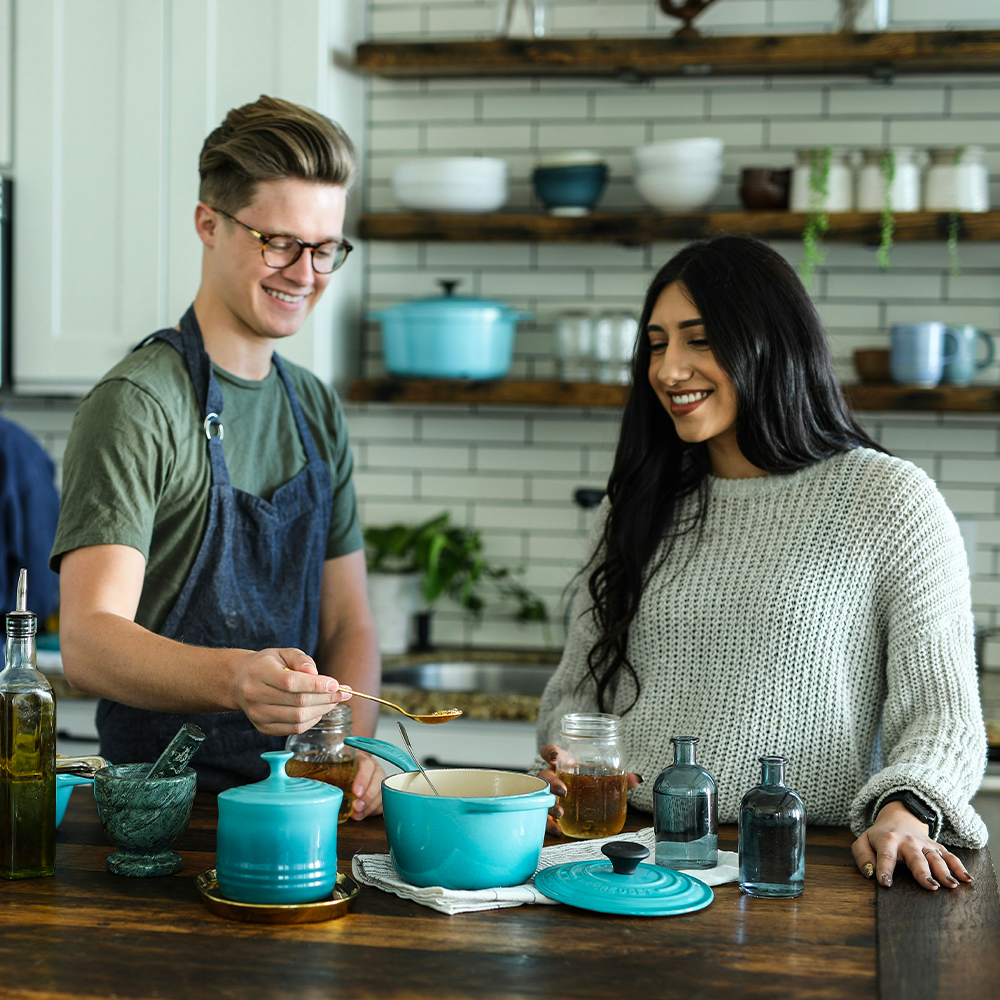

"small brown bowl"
[853, 349, 892, 384]
[739, 168, 792, 210]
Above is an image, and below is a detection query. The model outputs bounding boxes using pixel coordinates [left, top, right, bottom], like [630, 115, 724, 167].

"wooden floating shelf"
[349, 379, 1000, 413]
[355, 30, 1000, 79]
[359, 211, 1000, 245]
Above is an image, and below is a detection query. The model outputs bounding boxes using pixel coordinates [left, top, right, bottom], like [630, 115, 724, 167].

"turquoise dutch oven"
[216, 751, 342, 905]
[368, 279, 532, 380]
[346, 736, 555, 890]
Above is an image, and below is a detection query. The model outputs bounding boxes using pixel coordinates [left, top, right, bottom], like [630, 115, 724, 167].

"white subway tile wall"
[359, 0, 1000, 658]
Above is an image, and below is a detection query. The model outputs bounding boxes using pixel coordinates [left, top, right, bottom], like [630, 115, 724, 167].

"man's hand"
[231, 648, 352, 736]
[852, 800, 974, 891]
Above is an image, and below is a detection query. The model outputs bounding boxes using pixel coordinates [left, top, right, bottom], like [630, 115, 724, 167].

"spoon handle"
[342, 689, 401, 712]
[396, 722, 441, 796]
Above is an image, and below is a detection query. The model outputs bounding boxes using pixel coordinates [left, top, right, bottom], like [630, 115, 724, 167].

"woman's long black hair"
[585, 234, 883, 712]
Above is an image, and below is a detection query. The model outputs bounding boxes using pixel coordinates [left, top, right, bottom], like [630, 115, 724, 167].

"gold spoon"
[341, 686, 463, 725]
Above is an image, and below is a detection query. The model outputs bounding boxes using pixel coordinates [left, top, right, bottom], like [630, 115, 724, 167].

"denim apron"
[96, 306, 333, 791]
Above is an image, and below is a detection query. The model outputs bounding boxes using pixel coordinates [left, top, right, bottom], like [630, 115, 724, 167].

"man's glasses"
[213, 207, 353, 274]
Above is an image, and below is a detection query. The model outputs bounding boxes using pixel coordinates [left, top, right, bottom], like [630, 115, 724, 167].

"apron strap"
[272, 354, 323, 465]
[133, 306, 230, 487]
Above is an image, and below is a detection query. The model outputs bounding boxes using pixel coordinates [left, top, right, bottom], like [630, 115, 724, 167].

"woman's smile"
[667, 388, 714, 416]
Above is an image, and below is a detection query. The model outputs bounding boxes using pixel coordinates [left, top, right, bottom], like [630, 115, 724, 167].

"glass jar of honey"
[284, 705, 359, 824]
[555, 713, 628, 839]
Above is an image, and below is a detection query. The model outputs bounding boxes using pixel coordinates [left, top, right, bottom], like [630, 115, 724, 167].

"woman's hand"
[349, 752, 385, 820]
[851, 801, 974, 890]
[537, 745, 644, 836]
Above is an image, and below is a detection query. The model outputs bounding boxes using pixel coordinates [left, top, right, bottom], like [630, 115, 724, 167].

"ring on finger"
[922, 847, 944, 857]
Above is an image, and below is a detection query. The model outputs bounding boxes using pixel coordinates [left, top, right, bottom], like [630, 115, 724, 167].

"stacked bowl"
[532, 151, 608, 216]
[633, 138, 724, 211]
[392, 157, 508, 213]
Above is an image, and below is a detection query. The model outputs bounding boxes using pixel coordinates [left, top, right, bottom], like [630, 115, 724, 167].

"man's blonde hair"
[199, 95, 356, 214]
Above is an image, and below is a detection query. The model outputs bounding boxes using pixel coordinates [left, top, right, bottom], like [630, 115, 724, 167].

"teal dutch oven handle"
[460, 792, 556, 814]
[345, 736, 418, 773]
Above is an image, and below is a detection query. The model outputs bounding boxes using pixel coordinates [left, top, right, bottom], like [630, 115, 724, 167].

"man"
[53, 96, 383, 813]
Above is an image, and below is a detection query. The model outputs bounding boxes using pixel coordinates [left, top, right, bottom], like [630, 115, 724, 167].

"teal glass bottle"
[738, 756, 806, 898]
[653, 736, 718, 870]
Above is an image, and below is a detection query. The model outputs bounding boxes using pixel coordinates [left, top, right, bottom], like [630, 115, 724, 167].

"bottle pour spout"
[16, 568, 26, 612]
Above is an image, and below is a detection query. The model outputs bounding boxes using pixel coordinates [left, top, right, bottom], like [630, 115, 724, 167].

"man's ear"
[194, 203, 218, 247]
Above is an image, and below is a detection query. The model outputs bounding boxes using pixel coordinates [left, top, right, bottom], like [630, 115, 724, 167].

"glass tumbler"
[285, 704, 359, 824]
[738, 756, 806, 898]
[555, 713, 628, 839]
[593, 313, 638, 384]
[653, 736, 718, 870]
[554, 313, 594, 381]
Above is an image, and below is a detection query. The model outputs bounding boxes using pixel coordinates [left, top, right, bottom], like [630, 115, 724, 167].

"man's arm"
[59, 543, 348, 735]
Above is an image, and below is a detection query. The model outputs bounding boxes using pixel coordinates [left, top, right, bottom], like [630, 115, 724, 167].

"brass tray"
[196, 870, 359, 924]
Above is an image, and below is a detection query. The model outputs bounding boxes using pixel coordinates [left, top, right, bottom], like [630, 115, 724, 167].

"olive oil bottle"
[0, 570, 56, 878]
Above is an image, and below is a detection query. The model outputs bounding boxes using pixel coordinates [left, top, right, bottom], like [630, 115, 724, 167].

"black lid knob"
[438, 279, 461, 297]
[573, 488, 606, 510]
[601, 841, 649, 875]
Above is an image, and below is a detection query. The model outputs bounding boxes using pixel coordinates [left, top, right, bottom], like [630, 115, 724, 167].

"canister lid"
[533, 842, 714, 916]
[218, 751, 342, 806]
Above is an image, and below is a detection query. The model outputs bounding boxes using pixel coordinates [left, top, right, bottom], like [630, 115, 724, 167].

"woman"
[537, 235, 986, 891]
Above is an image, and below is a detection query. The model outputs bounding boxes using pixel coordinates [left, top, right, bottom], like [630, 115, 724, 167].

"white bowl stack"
[632, 138, 725, 211]
[392, 157, 509, 213]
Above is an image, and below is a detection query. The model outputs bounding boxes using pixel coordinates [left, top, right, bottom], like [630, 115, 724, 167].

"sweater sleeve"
[849, 469, 987, 848]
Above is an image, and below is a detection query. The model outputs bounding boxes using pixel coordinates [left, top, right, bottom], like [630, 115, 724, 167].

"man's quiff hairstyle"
[199, 94, 356, 215]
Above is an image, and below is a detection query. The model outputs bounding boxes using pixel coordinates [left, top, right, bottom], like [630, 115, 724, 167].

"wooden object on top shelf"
[355, 30, 1000, 79]
[349, 379, 1000, 413]
[359, 211, 1000, 245]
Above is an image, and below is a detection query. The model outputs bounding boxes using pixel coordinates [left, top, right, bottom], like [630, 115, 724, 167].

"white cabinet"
[12, 0, 364, 395]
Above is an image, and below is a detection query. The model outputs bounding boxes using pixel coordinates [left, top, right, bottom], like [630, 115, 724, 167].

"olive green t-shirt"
[51, 339, 363, 633]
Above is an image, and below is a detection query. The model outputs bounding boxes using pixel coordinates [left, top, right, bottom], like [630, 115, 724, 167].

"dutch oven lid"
[371, 279, 529, 321]
[218, 751, 342, 806]
[533, 842, 714, 916]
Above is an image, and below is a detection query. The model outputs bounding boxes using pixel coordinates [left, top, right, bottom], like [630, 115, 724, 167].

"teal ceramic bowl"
[216, 751, 342, 905]
[56, 774, 93, 826]
[381, 768, 555, 890]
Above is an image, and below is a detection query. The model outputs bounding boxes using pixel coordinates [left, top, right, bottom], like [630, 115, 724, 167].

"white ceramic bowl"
[634, 165, 723, 211]
[633, 138, 725, 173]
[393, 158, 508, 213]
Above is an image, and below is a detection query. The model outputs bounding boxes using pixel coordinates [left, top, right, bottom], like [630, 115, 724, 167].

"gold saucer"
[196, 870, 359, 924]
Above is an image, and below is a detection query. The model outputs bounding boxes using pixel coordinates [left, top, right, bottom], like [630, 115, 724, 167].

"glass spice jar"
[652, 736, 718, 870]
[285, 704, 360, 824]
[555, 713, 628, 839]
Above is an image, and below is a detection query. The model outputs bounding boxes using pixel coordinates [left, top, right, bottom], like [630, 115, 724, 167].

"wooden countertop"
[2, 793, 997, 999]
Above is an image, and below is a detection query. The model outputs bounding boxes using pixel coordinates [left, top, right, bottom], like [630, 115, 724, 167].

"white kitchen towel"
[351, 827, 740, 915]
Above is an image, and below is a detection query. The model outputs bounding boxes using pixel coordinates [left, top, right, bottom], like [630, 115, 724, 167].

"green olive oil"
[0, 570, 55, 878]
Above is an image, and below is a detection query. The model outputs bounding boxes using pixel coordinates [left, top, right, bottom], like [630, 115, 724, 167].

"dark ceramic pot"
[739, 168, 792, 210]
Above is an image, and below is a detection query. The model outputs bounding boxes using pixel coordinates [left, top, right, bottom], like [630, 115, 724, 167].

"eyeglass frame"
[211, 206, 353, 274]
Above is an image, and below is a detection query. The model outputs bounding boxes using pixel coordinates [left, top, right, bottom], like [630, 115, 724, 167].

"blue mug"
[890, 323, 958, 388]
[942, 325, 995, 386]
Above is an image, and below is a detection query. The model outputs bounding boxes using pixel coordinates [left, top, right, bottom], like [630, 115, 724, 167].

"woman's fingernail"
[946, 877, 959, 886]
[862, 863, 874, 879]
[880, 874, 892, 887]
[926, 877, 940, 888]
[964, 871, 974, 881]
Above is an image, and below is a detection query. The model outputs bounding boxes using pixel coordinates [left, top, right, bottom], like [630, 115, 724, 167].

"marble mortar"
[94, 763, 197, 877]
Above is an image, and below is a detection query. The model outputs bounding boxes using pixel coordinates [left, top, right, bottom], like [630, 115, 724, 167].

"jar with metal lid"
[285, 704, 359, 824]
[555, 713, 628, 839]
[924, 146, 990, 212]
[790, 148, 853, 212]
[857, 147, 920, 212]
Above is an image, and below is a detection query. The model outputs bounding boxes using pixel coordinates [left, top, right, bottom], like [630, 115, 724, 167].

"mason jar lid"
[560, 712, 621, 739]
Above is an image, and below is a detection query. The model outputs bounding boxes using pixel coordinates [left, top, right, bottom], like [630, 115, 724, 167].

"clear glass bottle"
[653, 737, 718, 870]
[738, 756, 806, 898]
[555, 713, 628, 840]
[0, 570, 56, 878]
[554, 313, 594, 382]
[285, 705, 359, 824]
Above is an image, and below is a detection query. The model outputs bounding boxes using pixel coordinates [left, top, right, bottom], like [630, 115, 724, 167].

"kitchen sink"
[381, 662, 556, 697]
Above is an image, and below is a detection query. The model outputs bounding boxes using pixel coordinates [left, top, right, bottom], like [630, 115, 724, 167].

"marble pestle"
[146, 723, 206, 779]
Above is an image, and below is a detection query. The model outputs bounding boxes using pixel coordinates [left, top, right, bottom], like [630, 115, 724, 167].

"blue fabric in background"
[0, 417, 61, 621]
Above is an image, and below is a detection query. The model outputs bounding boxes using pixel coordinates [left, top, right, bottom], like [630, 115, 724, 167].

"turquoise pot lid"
[533, 842, 714, 917]
[217, 751, 341, 806]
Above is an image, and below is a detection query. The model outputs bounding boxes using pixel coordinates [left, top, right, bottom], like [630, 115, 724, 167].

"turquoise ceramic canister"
[216, 751, 342, 904]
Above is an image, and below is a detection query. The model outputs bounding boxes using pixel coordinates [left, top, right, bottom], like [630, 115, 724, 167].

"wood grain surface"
[0, 793, 994, 1000]
[354, 31, 1000, 78]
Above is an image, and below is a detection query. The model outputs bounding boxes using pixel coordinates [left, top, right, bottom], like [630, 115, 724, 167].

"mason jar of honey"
[285, 705, 359, 824]
[555, 713, 628, 839]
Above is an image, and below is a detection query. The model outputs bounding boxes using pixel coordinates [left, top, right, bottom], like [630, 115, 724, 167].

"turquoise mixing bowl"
[56, 773, 93, 826]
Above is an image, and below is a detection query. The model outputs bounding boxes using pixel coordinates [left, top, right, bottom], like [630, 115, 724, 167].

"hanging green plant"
[876, 148, 895, 271]
[947, 212, 962, 276]
[799, 147, 831, 288]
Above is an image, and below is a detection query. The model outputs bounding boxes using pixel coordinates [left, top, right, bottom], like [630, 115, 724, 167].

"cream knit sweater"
[536, 448, 988, 848]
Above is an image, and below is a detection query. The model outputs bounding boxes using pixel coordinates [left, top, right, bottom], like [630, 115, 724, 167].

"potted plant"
[364, 513, 548, 653]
